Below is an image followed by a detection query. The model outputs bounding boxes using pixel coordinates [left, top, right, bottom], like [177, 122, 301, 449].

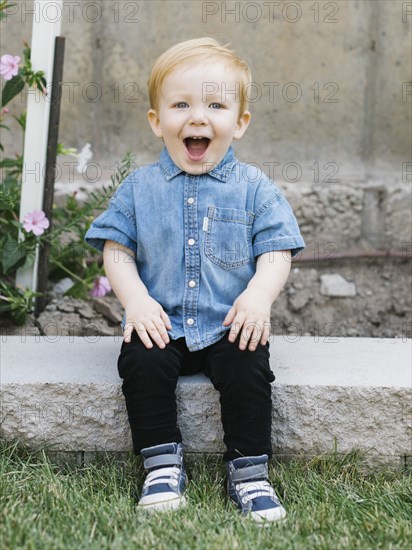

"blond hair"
[148, 37, 252, 118]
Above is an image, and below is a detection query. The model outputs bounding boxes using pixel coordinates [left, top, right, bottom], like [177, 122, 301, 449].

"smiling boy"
[148, 62, 250, 175]
[85, 37, 305, 523]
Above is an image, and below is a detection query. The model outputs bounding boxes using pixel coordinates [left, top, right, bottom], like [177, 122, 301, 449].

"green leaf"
[84, 262, 101, 279]
[0, 301, 13, 314]
[9, 220, 23, 229]
[1, 238, 26, 274]
[0, 2, 17, 20]
[22, 248, 36, 269]
[65, 281, 87, 299]
[12, 306, 28, 325]
[0, 4, 14, 21]
[13, 112, 26, 130]
[23, 47, 31, 63]
[2, 75, 25, 108]
[0, 157, 21, 168]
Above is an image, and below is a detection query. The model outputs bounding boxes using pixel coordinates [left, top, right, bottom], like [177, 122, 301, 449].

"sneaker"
[226, 454, 286, 523]
[137, 442, 187, 512]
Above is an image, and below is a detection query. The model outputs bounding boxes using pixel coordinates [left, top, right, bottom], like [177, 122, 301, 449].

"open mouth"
[184, 137, 211, 159]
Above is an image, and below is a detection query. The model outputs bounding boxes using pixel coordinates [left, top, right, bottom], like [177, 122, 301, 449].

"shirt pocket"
[204, 206, 254, 270]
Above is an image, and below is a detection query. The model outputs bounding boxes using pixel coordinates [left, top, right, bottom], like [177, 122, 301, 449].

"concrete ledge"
[1, 336, 411, 467]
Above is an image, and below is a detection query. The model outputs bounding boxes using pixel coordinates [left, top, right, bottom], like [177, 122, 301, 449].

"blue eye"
[175, 102, 188, 108]
[210, 103, 223, 109]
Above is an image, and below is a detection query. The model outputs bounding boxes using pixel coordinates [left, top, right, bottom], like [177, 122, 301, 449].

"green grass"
[1, 442, 411, 550]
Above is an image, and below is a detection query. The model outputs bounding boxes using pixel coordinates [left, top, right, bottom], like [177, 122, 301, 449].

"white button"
[188, 280, 196, 288]
[187, 197, 195, 204]
[187, 318, 194, 325]
[188, 238, 195, 246]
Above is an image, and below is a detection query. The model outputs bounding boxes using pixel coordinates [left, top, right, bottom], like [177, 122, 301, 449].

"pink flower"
[90, 276, 111, 297]
[22, 210, 50, 236]
[0, 54, 20, 80]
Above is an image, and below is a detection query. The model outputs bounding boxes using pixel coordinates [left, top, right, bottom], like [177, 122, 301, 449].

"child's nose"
[189, 105, 208, 125]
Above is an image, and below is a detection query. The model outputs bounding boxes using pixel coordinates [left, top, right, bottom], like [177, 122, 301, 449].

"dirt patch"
[274, 257, 411, 340]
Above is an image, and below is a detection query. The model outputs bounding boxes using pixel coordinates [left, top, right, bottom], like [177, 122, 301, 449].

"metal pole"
[35, 36, 65, 315]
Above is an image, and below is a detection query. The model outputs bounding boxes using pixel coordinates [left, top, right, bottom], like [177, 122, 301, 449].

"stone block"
[1, 337, 410, 467]
[320, 274, 357, 297]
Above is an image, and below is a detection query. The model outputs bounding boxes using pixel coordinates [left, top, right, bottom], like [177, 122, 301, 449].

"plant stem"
[50, 260, 86, 285]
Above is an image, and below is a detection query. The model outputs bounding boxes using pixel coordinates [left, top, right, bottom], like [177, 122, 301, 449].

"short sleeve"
[84, 173, 138, 254]
[252, 178, 305, 259]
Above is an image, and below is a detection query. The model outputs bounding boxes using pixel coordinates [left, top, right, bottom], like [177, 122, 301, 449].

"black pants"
[117, 330, 275, 461]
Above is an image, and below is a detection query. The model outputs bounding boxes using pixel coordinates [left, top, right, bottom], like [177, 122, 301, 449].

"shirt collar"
[159, 146, 237, 182]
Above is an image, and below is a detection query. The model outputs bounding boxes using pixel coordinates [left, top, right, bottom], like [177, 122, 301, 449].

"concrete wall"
[1, 0, 411, 178]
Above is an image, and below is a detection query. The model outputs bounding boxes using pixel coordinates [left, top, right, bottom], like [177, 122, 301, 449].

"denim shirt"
[84, 146, 305, 351]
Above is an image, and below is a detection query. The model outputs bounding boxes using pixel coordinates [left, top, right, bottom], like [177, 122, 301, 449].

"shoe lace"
[236, 480, 279, 505]
[143, 466, 181, 489]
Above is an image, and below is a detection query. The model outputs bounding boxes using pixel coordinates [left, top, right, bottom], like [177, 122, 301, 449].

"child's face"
[148, 62, 251, 175]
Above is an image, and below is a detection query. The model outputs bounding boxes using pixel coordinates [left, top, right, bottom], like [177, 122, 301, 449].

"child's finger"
[135, 325, 154, 349]
[260, 322, 271, 346]
[238, 327, 251, 350]
[223, 307, 235, 327]
[123, 323, 134, 343]
[239, 320, 259, 350]
[153, 317, 170, 346]
[143, 321, 167, 349]
[248, 324, 262, 351]
[228, 316, 244, 343]
[160, 309, 172, 330]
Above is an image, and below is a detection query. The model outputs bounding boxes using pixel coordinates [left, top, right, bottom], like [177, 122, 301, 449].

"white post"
[16, 0, 62, 291]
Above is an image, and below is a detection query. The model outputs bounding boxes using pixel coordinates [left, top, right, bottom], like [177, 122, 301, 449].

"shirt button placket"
[183, 176, 200, 348]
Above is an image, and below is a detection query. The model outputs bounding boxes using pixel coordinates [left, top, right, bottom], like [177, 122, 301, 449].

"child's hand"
[223, 288, 271, 351]
[123, 295, 172, 349]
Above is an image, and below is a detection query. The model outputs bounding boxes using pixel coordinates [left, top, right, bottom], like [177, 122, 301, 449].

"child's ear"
[148, 109, 163, 138]
[233, 111, 251, 140]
